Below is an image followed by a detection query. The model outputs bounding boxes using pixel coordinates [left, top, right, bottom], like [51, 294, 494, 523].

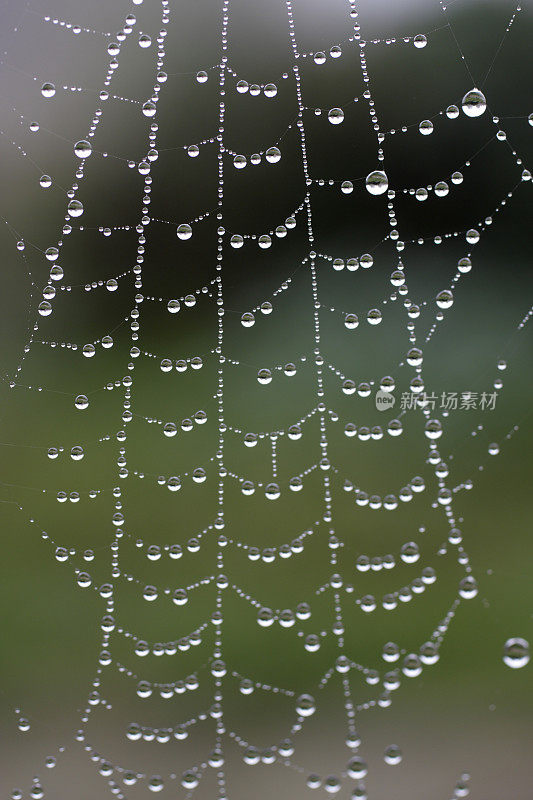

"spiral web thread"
[1, 0, 532, 798]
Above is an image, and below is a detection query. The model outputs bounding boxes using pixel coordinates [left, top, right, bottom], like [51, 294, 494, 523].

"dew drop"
[41, 82, 56, 98]
[328, 108, 344, 125]
[461, 88, 487, 118]
[384, 744, 402, 765]
[177, 223, 192, 240]
[366, 170, 388, 195]
[503, 637, 530, 669]
[74, 140, 92, 158]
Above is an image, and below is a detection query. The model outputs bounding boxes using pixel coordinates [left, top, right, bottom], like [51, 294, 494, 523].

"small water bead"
[196, 70, 208, 83]
[503, 637, 530, 669]
[264, 83, 277, 98]
[74, 394, 89, 410]
[366, 170, 388, 195]
[462, 88, 487, 118]
[314, 51, 326, 64]
[139, 34, 151, 48]
[341, 180, 353, 194]
[466, 228, 480, 244]
[458, 256, 472, 273]
[488, 443, 499, 455]
[41, 82, 56, 98]
[234, 154, 247, 169]
[415, 187, 428, 201]
[74, 139, 92, 158]
[435, 181, 449, 197]
[384, 744, 402, 765]
[328, 108, 344, 125]
[419, 119, 433, 135]
[413, 34, 427, 48]
[39, 175, 52, 188]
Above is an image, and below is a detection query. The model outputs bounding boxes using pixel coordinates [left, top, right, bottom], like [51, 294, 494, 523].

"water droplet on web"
[38, 301, 52, 316]
[148, 775, 164, 792]
[367, 308, 382, 324]
[142, 101, 157, 117]
[74, 140, 92, 158]
[39, 175, 52, 188]
[74, 394, 89, 410]
[265, 147, 281, 164]
[328, 108, 344, 125]
[67, 200, 83, 218]
[366, 170, 388, 195]
[177, 223, 192, 240]
[296, 693, 316, 717]
[459, 576, 478, 599]
[461, 88, 487, 118]
[419, 119, 433, 135]
[344, 313, 359, 329]
[503, 637, 529, 668]
[458, 256, 472, 273]
[436, 289, 453, 309]
[413, 34, 427, 48]
[196, 70, 208, 84]
[384, 744, 402, 765]
[41, 82, 55, 98]
[446, 104, 460, 119]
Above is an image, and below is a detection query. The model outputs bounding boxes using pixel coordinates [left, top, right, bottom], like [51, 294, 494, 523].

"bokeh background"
[0, 0, 532, 798]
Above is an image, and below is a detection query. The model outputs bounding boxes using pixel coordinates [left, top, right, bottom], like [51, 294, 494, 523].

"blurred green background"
[0, 0, 532, 798]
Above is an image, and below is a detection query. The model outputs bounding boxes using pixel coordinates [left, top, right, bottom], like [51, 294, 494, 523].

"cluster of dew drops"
[9, 7, 531, 800]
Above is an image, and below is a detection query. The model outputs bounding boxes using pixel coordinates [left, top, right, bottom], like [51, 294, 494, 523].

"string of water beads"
[4, 0, 532, 797]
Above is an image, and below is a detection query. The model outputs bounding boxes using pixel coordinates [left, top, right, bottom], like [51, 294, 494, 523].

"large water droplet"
[503, 637, 529, 669]
[366, 171, 388, 196]
[461, 88, 487, 118]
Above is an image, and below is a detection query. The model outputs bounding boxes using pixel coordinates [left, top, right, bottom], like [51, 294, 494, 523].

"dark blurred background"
[0, 0, 532, 798]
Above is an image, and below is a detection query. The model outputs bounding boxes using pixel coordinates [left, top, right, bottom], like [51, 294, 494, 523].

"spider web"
[0, 0, 532, 799]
